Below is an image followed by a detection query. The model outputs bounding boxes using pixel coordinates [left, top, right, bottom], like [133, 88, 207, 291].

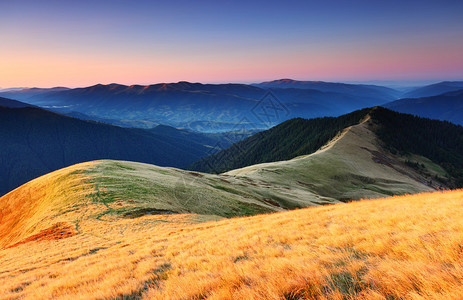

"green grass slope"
[226, 113, 437, 201]
[190, 108, 371, 173]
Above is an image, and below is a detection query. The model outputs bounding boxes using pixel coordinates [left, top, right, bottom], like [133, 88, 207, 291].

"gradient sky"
[1, 0, 463, 88]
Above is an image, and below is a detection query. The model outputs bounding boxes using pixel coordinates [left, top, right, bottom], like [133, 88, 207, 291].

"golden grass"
[1, 189, 463, 299]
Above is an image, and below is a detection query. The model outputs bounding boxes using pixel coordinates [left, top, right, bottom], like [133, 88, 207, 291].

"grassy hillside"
[190, 108, 371, 173]
[0, 143, 438, 251]
[1, 187, 463, 299]
[0, 159, 349, 249]
[225, 113, 436, 201]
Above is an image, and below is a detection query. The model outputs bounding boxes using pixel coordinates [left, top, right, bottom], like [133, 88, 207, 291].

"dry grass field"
[1, 189, 463, 299]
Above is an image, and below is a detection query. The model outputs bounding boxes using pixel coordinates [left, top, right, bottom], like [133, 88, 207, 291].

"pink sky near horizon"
[1, 0, 463, 88]
[2, 41, 462, 88]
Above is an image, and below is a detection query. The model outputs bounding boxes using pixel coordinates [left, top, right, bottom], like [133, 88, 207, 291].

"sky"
[1, 0, 463, 88]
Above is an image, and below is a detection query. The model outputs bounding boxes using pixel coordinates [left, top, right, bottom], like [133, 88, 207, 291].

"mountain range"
[0, 80, 400, 132]
[2, 77, 463, 197]
[2, 79, 463, 132]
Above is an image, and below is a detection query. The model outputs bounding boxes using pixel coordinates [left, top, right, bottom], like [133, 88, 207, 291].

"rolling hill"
[383, 89, 463, 125]
[0, 159, 335, 250]
[1, 171, 462, 299]
[0, 81, 399, 131]
[0, 105, 239, 196]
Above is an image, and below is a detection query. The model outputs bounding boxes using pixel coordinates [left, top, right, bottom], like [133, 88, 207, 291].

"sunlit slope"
[0, 159, 342, 249]
[1, 190, 463, 299]
[226, 116, 438, 201]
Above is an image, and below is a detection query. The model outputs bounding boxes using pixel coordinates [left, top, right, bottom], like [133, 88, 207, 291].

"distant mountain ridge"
[402, 81, 463, 98]
[0, 87, 70, 100]
[383, 89, 463, 125]
[0, 80, 400, 132]
[252, 78, 401, 99]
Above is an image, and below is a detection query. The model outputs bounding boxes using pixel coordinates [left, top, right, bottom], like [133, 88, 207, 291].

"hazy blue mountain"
[403, 81, 463, 98]
[0, 87, 70, 100]
[383, 90, 463, 125]
[0, 81, 400, 132]
[252, 79, 401, 100]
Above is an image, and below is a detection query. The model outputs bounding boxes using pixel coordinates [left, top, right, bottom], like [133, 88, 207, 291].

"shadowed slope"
[0, 106, 227, 197]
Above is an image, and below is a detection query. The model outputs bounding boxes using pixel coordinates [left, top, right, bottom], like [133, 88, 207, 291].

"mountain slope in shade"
[0, 97, 35, 108]
[383, 89, 463, 125]
[0, 106, 230, 196]
[403, 81, 463, 98]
